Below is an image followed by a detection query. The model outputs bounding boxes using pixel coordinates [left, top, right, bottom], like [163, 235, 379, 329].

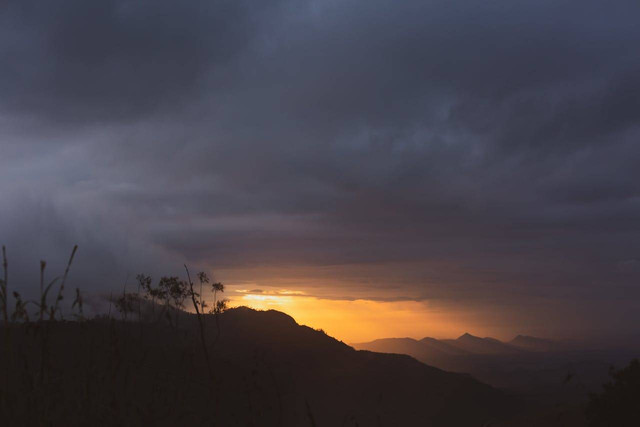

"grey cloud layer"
[1, 0, 639, 338]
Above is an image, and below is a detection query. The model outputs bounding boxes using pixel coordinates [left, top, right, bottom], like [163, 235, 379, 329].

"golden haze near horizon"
[225, 291, 485, 343]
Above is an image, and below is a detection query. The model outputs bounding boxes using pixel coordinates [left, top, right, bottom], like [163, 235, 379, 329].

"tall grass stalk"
[1, 245, 8, 324]
[50, 245, 78, 320]
[1, 246, 8, 415]
[184, 264, 214, 384]
[39, 261, 45, 321]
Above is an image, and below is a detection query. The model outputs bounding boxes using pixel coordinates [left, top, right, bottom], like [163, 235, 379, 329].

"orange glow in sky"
[226, 291, 473, 343]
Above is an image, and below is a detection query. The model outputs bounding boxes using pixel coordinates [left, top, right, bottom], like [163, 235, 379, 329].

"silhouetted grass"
[0, 246, 263, 426]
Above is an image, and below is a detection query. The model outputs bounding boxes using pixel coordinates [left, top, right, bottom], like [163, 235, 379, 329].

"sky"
[1, 0, 640, 343]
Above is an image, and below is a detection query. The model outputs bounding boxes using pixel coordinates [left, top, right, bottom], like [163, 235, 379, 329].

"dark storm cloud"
[0, 0, 285, 122]
[1, 0, 640, 338]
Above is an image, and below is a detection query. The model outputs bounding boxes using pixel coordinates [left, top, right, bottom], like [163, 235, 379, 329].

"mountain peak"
[457, 332, 477, 340]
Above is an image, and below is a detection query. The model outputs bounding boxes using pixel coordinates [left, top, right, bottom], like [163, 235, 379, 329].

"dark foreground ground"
[1, 307, 520, 426]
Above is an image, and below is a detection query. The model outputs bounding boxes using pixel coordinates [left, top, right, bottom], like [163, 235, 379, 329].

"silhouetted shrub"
[586, 359, 640, 426]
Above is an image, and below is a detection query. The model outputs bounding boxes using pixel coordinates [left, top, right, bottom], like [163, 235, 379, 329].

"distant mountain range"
[353, 332, 566, 359]
[351, 332, 616, 399]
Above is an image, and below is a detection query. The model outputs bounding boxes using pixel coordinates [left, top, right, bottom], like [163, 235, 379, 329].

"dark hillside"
[0, 307, 517, 426]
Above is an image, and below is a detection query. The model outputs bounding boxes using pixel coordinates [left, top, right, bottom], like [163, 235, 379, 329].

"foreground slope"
[1, 307, 516, 426]
[216, 308, 517, 426]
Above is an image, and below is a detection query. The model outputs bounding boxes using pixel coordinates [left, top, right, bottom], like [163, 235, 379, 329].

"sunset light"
[3, 0, 639, 424]
[228, 290, 470, 343]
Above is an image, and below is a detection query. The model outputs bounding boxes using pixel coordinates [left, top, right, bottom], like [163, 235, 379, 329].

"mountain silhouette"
[2, 307, 518, 426]
[420, 336, 472, 355]
[355, 333, 544, 361]
[214, 308, 518, 425]
[441, 332, 522, 355]
[354, 332, 615, 391]
[349, 337, 455, 363]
